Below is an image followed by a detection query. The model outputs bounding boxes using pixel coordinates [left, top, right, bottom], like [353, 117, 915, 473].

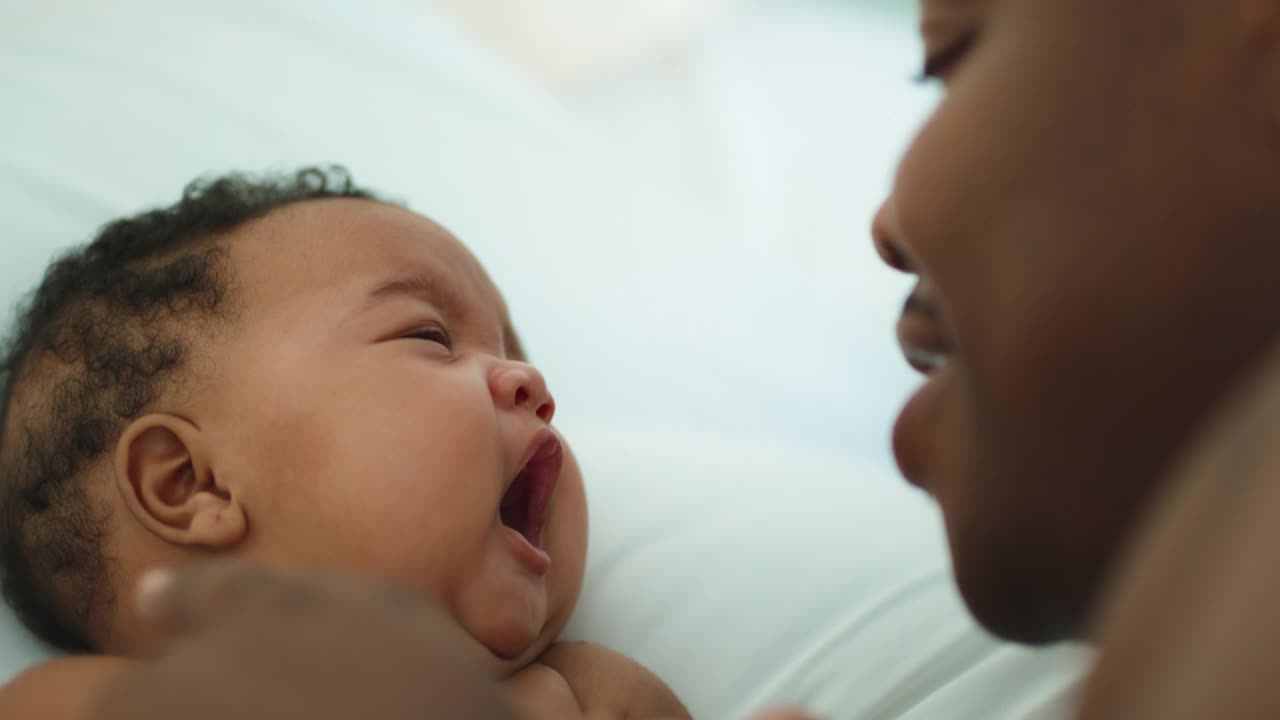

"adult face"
[878, 0, 1280, 642]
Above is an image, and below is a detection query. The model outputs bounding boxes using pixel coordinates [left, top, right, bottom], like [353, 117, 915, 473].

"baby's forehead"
[211, 198, 525, 362]
[226, 198, 511, 324]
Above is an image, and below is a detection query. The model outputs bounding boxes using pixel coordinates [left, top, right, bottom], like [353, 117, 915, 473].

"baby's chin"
[475, 624, 560, 677]
[468, 596, 576, 676]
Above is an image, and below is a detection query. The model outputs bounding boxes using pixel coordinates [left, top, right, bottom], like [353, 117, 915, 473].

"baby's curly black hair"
[0, 165, 380, 652]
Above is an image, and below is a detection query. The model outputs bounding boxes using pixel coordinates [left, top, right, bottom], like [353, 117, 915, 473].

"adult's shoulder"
[1080, 342, 1280, 718]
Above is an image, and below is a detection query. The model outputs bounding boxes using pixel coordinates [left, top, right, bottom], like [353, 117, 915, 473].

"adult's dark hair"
[0, 165, 381, 651]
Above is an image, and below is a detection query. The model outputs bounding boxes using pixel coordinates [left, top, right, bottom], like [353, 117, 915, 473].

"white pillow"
[0, 608, 53, 683]
[562, 425, 1085, 719]
[0, 1, 1088, 716]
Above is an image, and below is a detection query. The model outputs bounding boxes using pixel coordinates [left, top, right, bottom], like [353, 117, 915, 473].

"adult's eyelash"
[915, 29, 978, 83]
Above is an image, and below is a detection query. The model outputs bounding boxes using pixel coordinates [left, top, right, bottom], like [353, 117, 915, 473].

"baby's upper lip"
[510, 429, 561, 491]
[499, 429, 562, 565]
[897, 283, 954, 375]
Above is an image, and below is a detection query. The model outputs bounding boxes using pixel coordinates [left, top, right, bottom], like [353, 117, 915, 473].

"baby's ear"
[114, 414, 246, 549]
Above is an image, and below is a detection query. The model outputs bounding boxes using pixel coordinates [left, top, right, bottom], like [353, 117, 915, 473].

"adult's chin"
[945, 515, 1091, 646]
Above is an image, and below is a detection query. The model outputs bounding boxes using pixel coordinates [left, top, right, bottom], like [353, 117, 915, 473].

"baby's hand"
[96, 560, 516, 720]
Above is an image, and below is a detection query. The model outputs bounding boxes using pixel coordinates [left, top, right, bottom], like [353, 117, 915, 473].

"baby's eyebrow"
[367, 272, 467, 321]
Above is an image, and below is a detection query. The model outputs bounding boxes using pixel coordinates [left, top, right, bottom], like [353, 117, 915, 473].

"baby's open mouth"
[500, 432, 562, 553]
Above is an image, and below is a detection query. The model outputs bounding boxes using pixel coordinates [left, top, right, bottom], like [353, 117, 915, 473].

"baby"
[0, 166, 689, 719]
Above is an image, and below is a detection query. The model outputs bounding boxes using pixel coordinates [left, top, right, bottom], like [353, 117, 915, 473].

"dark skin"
[879, 0, 1280, 644]
[881, 0, 1280, 714]
[2, 562, 799, 719]
[1078, 345, 1280, 718]
[8, 562, 518, 720]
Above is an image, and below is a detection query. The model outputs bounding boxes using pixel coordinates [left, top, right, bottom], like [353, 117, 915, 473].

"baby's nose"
[488, 360, 555, 423]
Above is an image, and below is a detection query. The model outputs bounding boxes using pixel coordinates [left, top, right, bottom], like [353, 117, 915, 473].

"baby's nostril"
[514, 387, 529, 406]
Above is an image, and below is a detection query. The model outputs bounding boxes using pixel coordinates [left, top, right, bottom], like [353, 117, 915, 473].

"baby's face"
[192, 199, 586, 669]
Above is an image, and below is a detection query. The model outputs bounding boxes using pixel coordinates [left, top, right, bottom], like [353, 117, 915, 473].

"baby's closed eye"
[400, 324, 451, 349]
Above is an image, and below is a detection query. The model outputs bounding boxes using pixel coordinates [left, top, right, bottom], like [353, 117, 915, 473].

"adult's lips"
[897, 281, 954, 375]
[893, 280, 958, 492]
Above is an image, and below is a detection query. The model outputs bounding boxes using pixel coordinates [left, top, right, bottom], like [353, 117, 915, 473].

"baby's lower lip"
[502, 526, 551, 575]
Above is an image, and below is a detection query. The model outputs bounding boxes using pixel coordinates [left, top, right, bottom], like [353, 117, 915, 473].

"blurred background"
[0, 0, 934, 470]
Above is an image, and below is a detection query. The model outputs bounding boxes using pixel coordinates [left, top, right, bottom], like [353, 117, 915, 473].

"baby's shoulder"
[0, 655, 135, 720]
[505, 656, 582, 719]
[537, 641, 690, 719]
